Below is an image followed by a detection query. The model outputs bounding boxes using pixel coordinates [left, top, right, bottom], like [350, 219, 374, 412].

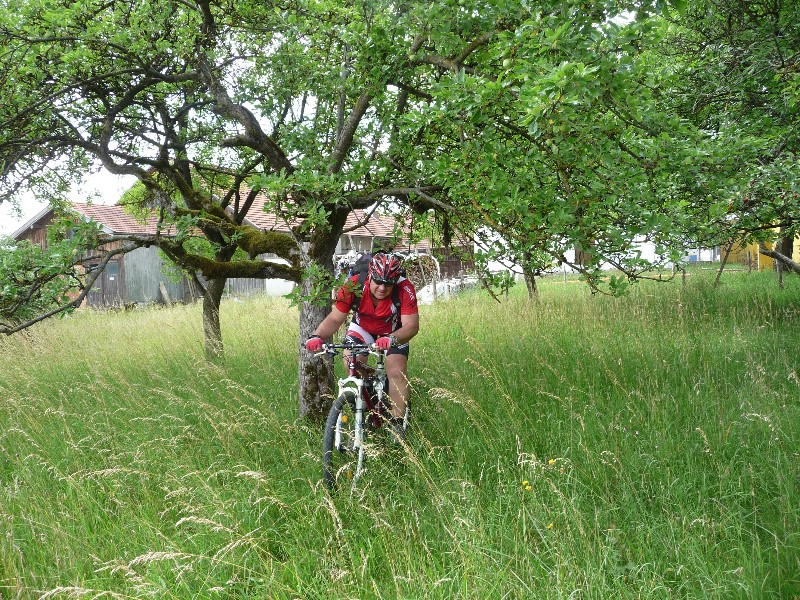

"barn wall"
[225, 277, 267, 297]
[225, 256, 294, 298]
[124, 246, 197, 304]
[13, 212, 53, 249]
[86, 258, 125, 307]
[124, 246, 168, 303]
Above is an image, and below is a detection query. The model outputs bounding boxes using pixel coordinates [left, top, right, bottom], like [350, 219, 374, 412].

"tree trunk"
[202, 277, 227, 363]
[775, 230, 794, 289]
[713, 240, 735, 289]
[778, 232, 794, 260]
[522, 263, 538, 301]
[297, 208, 349, 420]
[298, 286, 337, 420]
[777, 232, 793, 289]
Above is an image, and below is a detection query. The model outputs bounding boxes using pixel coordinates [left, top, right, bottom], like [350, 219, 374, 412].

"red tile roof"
[235, 204, 298, 233]
[71, 203, 170, 235]
[238, 199, 398, 238]
[235, 190, 431, 250]
[344, 210, 399, 238]
[343, 211, 433, 252]
[71, 196, 432, 250]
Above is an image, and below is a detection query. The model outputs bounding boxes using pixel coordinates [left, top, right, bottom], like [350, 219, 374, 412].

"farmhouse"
[223, 203, 418, 298]
[229, 197, 472, 297]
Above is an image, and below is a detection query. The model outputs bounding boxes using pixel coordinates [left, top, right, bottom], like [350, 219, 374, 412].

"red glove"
[305, 336, 323, 352]
[375, 336, 393, 351]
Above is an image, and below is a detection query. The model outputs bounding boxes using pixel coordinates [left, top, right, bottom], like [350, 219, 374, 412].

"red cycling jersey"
[334, 275, 418, 336]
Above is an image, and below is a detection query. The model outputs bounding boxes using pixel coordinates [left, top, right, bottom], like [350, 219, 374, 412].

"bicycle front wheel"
[322, 391, 362, 490]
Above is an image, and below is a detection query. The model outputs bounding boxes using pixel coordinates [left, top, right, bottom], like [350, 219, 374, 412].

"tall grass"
[0, 268, 797, 598]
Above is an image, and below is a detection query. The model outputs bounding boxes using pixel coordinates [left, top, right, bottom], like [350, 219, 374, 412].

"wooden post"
[160, 281, 173, 306]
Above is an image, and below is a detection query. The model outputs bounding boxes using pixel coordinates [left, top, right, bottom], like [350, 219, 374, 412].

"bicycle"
[315, 341, 410, 490]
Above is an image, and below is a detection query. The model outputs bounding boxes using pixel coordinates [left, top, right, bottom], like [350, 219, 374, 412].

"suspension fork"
[337, 374, 365, 449]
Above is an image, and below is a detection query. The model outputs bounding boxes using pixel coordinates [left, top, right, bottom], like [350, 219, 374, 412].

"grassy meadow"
[0, 267, 798, 599]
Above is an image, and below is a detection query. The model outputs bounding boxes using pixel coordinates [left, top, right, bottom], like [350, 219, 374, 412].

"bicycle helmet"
[368, 252, 402, 285]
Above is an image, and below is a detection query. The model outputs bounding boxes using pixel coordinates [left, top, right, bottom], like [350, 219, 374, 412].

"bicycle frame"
[347, 350, 382, 469]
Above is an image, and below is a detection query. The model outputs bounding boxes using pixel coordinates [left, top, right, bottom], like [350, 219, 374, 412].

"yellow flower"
[525, 484, 532, 491]
[547, 522, 554, 530]
[522, 480, 529, 486]
[548, 459, 556, 465]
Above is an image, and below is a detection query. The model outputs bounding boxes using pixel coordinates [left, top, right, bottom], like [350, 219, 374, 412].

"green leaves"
[652, 0, 800, 249]
[409, 1, 773, 294]
[0, 227, 93, 330]
[3, 0, 798, 324]
[284, 261, 336, 308]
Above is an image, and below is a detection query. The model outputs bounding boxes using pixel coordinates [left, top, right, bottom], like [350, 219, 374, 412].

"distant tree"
[656, 0, 800, 274]
[0, 218, 108, 331]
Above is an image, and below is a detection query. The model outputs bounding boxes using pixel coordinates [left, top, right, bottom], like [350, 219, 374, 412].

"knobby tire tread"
[322, 391, 357, 490]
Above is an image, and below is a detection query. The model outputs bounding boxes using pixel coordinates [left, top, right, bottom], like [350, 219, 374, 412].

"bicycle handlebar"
[303, 341, 386, 358]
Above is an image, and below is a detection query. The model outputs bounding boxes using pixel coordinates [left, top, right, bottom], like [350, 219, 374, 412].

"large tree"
[420, 0, 800, 293]
[403, 3, 714, 295]
[0, 0, 695, 418]
[0, 0, 528, 418]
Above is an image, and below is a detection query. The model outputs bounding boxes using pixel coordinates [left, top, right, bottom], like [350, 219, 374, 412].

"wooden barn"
[12, 203, 199, 307]
[12, 198, 474, 306]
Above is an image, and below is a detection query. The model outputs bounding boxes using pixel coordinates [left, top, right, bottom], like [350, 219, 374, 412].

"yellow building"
[726, 236, 799, 271]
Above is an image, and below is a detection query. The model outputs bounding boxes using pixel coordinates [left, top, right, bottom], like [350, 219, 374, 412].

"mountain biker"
[305, 252, 419, 439]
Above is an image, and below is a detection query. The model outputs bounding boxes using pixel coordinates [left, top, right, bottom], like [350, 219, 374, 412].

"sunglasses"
[372, 278, 396, 286]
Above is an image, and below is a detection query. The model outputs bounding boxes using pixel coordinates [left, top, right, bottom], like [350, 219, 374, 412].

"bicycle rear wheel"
[322, 391, 363, 490]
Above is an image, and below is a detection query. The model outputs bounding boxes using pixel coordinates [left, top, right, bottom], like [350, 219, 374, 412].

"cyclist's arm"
[389, 281, 419, 346]
[391, 312, 419, 345]
[311, 307, 349, 340]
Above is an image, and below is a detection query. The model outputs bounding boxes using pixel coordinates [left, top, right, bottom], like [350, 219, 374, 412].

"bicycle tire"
[322, 391, 361, 490]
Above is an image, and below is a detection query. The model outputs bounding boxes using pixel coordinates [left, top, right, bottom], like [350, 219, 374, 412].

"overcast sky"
[0, 172, 136, 237]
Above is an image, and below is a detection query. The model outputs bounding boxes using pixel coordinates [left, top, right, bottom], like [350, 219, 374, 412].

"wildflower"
[547, 522, 554, 530]
[548, 459, 556, 465]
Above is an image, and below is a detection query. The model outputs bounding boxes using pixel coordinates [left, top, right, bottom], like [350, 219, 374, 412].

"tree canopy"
[2, 0, 797, 417]
[655, 0, 800, 266]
